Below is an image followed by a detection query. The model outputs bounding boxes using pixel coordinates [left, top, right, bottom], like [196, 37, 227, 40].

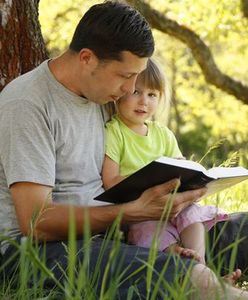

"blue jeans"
[1, 235, 194, 299]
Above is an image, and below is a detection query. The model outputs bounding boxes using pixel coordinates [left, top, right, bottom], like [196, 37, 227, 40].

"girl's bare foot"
[223, 269, 242, 285]
[166, 244, 203, 263]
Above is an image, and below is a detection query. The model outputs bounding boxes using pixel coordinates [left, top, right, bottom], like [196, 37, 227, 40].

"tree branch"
[241, 0, 248, 18]
[127, 0, 248, 104]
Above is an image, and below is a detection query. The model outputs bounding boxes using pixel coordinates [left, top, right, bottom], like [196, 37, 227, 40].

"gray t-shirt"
[0, 60, 106, 245]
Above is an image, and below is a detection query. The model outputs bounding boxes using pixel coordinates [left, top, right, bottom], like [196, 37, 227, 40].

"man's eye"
[121, 74, 132, 79]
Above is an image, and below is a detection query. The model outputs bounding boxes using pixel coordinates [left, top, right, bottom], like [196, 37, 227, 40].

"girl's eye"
[148, 92, 158, 98]
[133, 90, 139, 95]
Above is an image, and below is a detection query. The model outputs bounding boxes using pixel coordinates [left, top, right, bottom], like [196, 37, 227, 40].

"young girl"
[102, 58, 228, 265]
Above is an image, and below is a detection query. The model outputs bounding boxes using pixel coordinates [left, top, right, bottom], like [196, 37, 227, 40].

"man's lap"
[1, 235, 195, 299]
[1, 212, 248, 297]
[207, 212, 248, 276]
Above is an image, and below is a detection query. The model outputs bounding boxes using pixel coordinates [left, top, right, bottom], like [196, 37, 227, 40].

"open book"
[95, 156, 248, 204]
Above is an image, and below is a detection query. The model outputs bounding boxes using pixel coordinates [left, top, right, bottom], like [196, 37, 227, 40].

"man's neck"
[48, 51, 84, 97]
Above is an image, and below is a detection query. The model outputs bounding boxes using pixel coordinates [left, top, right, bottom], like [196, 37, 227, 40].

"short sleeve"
[105, 121, 123, 164]
[162, 127, 182, 158]
[0, 100, 55, 187]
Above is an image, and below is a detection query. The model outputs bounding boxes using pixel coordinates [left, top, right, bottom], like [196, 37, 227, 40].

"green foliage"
[149, 0, 248, 166]
[39, 0, 99, 56]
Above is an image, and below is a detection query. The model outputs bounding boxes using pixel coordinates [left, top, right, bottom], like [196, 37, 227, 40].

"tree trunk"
[0, 0, 48, 91]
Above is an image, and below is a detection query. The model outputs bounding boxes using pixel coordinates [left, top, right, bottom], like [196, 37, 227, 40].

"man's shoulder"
[0, 60, 49, 107]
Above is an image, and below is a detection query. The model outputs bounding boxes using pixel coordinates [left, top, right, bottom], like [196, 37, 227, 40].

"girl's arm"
[102, 155, 126, 189]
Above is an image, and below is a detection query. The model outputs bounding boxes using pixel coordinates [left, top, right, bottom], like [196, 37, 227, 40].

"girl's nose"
[138, 94, 148, 105]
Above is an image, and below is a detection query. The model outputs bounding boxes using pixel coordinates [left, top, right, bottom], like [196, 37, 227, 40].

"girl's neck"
[118, 115, 148, 136]
[131, 123, 148, 136]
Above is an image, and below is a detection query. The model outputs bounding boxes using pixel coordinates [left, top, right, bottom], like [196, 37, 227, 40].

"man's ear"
[79, 48, 98, 66]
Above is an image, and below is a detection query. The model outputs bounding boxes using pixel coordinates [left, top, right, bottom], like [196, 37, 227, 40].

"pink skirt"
[128, 203, 228, 251]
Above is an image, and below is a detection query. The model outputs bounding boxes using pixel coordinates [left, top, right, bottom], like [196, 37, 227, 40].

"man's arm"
[10, 182, 127, 241]
[10, 180, 206, 241]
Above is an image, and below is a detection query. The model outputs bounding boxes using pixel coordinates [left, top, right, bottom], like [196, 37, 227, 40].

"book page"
[156, 156, 206, 173]
[207, 166, 248, 178]
[202, 176, 248, 198]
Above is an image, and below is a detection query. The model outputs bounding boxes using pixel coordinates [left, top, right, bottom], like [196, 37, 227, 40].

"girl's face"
[117, 76, 160, 128]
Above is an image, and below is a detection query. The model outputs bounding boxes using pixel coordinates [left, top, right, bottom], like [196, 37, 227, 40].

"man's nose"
[121, 77, 137, 94]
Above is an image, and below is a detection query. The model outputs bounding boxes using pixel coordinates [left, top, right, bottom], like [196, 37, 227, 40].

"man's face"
[83, 51, 148, 104]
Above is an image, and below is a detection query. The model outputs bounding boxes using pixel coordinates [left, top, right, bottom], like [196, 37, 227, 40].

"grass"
[203, 182, 248, 213]
[0, 159, 247, 299]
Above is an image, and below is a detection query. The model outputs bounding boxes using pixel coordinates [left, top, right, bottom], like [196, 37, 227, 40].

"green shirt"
[105, 115, 182, 176]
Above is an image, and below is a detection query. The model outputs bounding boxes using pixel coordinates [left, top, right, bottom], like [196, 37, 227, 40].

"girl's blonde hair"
[139, 57, 166, 100]
[144, 58, 171, 122]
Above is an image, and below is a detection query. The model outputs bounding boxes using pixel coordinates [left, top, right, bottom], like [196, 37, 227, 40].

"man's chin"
[88, 98, 107, 105]
[91, 97, 116, 105]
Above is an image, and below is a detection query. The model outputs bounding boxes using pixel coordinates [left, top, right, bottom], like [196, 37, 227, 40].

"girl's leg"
[128, 221, 179, 251]
[191, 264, 248, 300]
[180, 222, 206, 264]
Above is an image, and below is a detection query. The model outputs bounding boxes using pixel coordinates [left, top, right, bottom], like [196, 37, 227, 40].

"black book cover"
[95, 160, 214, 204]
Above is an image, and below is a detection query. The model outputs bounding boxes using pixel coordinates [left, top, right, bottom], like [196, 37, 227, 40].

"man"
[0, 1, 247, 299]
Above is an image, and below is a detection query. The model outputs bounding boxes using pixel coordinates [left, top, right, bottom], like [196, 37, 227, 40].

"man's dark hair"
[69, 1, 154, 60]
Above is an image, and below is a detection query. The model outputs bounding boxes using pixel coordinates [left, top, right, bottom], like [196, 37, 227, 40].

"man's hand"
[10, 180, 206, 240]
[123, 179, 206, 222]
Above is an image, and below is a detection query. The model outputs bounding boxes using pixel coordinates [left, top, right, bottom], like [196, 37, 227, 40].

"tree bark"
[127, 0, 248, 105]
[0, 0, 48, 91]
